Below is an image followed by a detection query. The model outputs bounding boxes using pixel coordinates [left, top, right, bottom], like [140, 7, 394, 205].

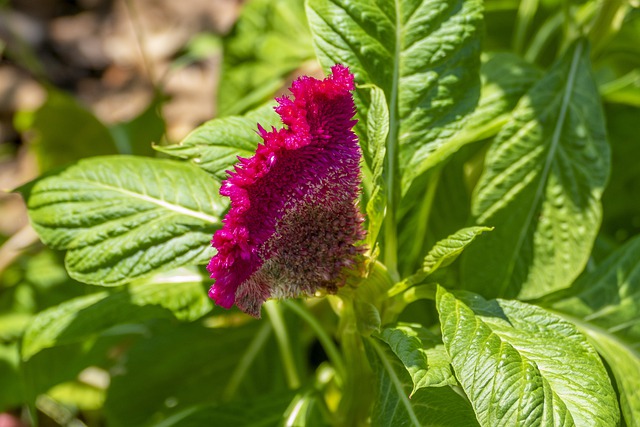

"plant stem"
[514, 0, 540, 54]
[336, 295, 374, 426]
[384, 138, 399, 282]
[264, 301, 301, 389]
[403, 282, 437, 300]
[283, 300, 346, 384]
[383, 0, 402, 283]
[222, 321, 272, 401]
[524, 11, 563, 63]
[384, 283, 438, 324]
[588, 0, 628, 58]
[406, 168, 441, 271]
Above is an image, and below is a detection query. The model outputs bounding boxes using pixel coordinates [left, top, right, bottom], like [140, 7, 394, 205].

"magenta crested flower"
[207, 64, 366, 318]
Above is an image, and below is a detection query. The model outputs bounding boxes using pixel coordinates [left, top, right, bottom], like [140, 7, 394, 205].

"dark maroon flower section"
[207, 64, 366, 317]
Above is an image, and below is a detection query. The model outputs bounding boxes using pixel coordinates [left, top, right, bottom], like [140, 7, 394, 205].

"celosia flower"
[207, 64, 366, 318]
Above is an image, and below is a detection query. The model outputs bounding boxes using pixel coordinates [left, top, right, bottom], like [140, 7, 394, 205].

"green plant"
[3, 0, 640, 425]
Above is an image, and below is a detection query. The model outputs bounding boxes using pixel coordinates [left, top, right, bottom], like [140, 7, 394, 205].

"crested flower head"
[207, 64, 366, 318]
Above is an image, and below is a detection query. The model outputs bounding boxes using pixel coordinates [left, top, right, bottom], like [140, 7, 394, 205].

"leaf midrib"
[72, 179, 220, 225]
[498, 42, 585, 297]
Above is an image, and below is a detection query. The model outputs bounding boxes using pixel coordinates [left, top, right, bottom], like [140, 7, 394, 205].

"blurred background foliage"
[0, 0, 639, 425]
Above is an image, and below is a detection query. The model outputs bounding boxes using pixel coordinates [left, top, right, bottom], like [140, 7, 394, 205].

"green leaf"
[365, 336, 479, 427]
[16, 89, 118, 172]
[21, 269, 212, 360]
[150, 393, 297, 427]
[154, 103, 279, 180]
[105, 321, 286, 427]
[547, 235, 640, 426]
[364, 85, 388, 250]
[436, 286, 620, 426]
[391, 226, 491, 295]
[396, 54, 540, 272]
[461, 40, 610, 299]
[460, 53, 543, 142]
[571, 319, 640, 427]
[307, 0, 484, 191]
[20, 156, 226, 286]
[423, 226, 492, 275]
[364, 85, 389, 177]
[418, 52, 543, 172]
[378, 323, 456, 396]
[218, 0, 314, 116]
[549, 234, 640, 343]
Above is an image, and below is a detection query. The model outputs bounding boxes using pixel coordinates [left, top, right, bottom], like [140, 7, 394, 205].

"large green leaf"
[420, 52, 543, 171]
[460, 52, 542, 138]
[548, 235, 640, 426]
[21, 269, 212, 360]
[154, 103, 279, 181]
[378, 323, 456, 396]
[461, 40, 610, 299]
[20, 156, 226, 286]
[437, 286, 620, 427]
[365, 336, 479, 427]
[306, 0, 483, 191]
[397, 53, 541, 270]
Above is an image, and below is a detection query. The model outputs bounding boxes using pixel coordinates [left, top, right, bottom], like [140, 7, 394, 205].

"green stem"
[384, 283, 438, 325]
[264, 301, 301, 389]
[383, 0, 402, 283]
[600, 70, 640, 98]
[406, 168, 441, 272]
[383, 144, 399, 282]
[336, 296, 374, 426]
[513, 0, 540, 54]
[588, 0, 628, 58]
[223, 321, 272, 401]
[524, 11, 563, 63]
[283, 300, 347, 384]
[400, 283, 438, 304]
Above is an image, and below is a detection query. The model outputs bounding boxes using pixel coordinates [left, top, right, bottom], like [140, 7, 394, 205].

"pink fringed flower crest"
[207, 64, 366, 317]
